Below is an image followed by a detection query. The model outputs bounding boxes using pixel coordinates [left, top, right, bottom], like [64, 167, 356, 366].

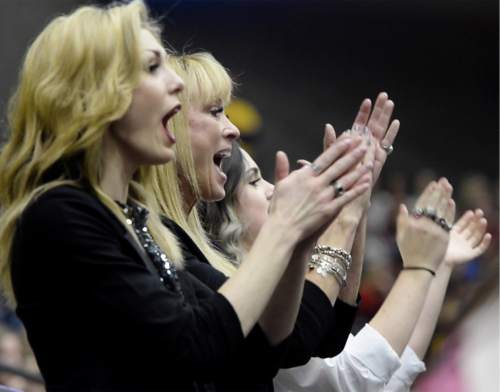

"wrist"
[261, 216, 301, 248]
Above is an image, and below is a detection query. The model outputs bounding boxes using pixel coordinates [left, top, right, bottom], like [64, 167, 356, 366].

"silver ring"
[381, 143, 394, 155]
[413, 207, 424, 218]
[437, 217, 453, 233]
[423, 207, 437, 221]
[310, 162, 322, 175]
[332, 181, 345, 198]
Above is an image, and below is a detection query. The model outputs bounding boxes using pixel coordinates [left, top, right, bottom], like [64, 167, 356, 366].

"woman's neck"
[100, 134, 136, 204]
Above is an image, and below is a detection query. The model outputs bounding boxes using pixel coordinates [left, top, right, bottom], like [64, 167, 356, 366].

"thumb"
[274, 151, 290, 183]
[323, 123, 337, 151]
[396, 203, 409, 230]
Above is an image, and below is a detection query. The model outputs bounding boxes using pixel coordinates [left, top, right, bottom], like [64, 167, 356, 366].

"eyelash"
[249, 178, 261, 186]
[210, 106, 224, 117]
[148, 63, 160, 73]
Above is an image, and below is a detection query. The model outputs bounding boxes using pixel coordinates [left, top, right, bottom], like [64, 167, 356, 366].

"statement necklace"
[118, 201, 183, 296]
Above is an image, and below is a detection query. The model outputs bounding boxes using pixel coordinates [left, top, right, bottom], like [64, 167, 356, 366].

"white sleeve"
[385, 346, 426, 392]
[274, 324, 402, 392]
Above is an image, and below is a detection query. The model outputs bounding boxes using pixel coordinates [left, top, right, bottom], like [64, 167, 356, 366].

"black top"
[11, 186, 357, 391]
[166, 218, 359, 390]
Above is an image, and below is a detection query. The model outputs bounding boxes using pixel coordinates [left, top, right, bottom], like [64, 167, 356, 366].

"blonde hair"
[0, 0, 182, 303]
[146, 52, 237, 276]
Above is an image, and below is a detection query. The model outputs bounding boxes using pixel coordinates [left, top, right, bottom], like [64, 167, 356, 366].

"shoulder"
[20, 185, 122, 239]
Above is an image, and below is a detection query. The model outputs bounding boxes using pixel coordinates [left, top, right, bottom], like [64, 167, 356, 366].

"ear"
[274, 151, 290, 183]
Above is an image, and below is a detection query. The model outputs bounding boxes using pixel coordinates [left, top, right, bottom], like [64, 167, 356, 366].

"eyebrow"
[145, 49, 166, 61]
[245, 167, 260, 179]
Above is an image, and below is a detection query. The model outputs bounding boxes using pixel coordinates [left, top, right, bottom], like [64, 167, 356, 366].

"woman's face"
[187, 101, 240, 201]
[110, 29, 184, 167]
[235, 149, 274, 248]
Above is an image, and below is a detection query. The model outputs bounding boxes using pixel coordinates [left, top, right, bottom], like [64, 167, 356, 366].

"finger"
[380, 119, 400, 147]
[436, 193, 451, 220]
[397, 203, 410, 229]
[274, 151, 290, 183]
[474, 233, 492, 255]
[366, 93, 388, 129]
[323, 123, 337, 151]
[465, 209, 485, 240]
[363, 134, 376, 166]
[443, 199, 456, 227]
[296, 159, 311, 168]
[470, 217, 488, 248]
[438, 177, 453, 197]
[454, 210, 474, 233]
[415, 180, 439, 210]
[326, 182, 371, 213]
[352, 98, 372, 129]
[320, 143, 368, 184]
[437, 178, 454, 220]
[310, 137, 360, 175]
[331, 161, 372, 193]
[370, 98, 394, 140]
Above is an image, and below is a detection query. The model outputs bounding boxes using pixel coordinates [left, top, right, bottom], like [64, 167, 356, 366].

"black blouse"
[10, 186, 280, 391]
[11, 186, 357, 392]
[165, 218, 359, 390]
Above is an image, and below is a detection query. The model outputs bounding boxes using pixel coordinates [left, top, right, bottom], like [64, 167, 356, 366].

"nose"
[222, 116, 241, 140]
[264, 181, 275, 200]
[166, 67, 185, 95]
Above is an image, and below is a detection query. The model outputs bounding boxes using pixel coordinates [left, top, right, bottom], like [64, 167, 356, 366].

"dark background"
[1, 0, 498, 185]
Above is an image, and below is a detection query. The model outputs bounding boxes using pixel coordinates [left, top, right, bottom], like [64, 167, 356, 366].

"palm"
[444, 210, 491, 266]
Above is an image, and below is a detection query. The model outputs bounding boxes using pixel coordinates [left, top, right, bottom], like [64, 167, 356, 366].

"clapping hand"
[444, 209, 491, 267]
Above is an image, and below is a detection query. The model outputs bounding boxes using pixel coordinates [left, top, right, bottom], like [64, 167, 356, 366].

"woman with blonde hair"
[145, 52, 395, 389]
[0, 2, 372, 391]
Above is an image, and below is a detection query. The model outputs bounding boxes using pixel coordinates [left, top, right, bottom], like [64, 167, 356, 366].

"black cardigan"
[11, 186, 357, 391]
[165, 217, 359, 389]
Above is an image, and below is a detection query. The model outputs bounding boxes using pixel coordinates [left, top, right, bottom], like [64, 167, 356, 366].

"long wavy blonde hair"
[0, 0, 182, 303]
[146, 52, 238, 276]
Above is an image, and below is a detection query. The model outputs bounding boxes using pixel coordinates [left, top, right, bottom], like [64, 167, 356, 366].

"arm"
[369, 178, 455, 356]
[385, 208, 491, 390]
[340, 92, 400, 305]
[251, 138, 371, 345]
[407, 208, 491, 359]
[275, 324, 401, 392]
[307, 92, 398, 304]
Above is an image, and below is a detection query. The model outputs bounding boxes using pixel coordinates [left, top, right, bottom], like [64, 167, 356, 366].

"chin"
[201, 185, 226, 202]
[152, 149, 175, 165]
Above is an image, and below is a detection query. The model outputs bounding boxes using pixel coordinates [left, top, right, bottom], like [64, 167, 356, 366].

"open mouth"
[213, 150, 231, 171]
[162, 104, 181, 129]
[161, 104, 181, 143]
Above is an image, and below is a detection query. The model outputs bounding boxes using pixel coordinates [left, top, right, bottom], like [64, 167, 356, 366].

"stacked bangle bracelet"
[308, 245, 352, 287]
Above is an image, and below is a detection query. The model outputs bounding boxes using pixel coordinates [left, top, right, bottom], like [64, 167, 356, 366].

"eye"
[249, 178, 261, 186]
[148, 63, 160, 73]
[210, 106, 224, 118]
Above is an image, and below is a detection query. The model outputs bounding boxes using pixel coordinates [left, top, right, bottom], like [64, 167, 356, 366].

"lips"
[161, 104, 181, 144]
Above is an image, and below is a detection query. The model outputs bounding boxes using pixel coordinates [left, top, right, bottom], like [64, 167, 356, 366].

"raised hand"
[444, 209, 492, 266]
[396, 178, 456, 272]
[348, 92, 400, 184]
[269, 134, 371, 241]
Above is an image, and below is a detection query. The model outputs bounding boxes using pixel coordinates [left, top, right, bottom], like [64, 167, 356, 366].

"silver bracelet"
[313, 245, 352, 270]
[309, 254, 347, 287]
